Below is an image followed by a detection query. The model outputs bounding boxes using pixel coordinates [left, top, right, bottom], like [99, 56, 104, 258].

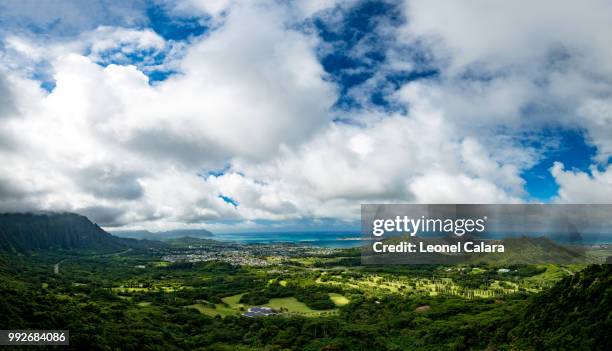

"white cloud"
[84, 26, 166, 58]
[1, 0, 612, 231]
[0, 0, 147, 36]
[167, 0, 234, 19]
[552, 162, 612, 203]
[409, 172, 520, 204]
[394, 0, 612, 189]
[295, 0, 349, 18]
[225, 89, 525, 221]
[150, 3, 336, 159]
[402, 0, 612, 75]
[0, 1, 338, 229]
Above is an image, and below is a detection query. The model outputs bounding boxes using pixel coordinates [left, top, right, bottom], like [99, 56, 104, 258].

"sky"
[0, 0, 611, 233]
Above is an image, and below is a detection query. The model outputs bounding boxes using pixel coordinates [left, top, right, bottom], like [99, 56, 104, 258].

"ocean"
[210, 231, 612, 248]
[211, 231, 364, 248]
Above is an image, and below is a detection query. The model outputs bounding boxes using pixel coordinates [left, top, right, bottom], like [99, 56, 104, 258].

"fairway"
[113, 285, 180, 293]
[265, 297, 313, 313]
[222, 293, 245, 308]
[188, 294, 338, 317]
[265, 297, 337, 316]
[329, 293, 350, 306]
[188, 303, 238, 317]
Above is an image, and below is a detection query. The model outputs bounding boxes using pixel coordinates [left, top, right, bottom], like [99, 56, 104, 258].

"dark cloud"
[125, 128, 229, 168]
[0, 74, 16, 119]
[0, 175, 44, 212]
[0, 177, 26, 199]
[74, 166, 144, 201]
[0, 74, 19, 151]
[77, 205, 126, 226]
[0, 130, 17, 151]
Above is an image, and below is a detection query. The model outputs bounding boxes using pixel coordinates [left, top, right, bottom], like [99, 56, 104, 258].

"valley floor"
[1, 241, 610, 350]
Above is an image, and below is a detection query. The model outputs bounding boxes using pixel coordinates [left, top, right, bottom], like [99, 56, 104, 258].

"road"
[52, 248, 133, 274]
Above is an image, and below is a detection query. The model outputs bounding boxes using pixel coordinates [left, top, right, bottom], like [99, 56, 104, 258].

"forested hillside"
[0, 213, 154, 253]
[0, 214, 610, 350]
[502, 264, 612, 350]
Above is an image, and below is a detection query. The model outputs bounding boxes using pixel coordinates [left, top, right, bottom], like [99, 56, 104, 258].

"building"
[242, 307, 278, 318]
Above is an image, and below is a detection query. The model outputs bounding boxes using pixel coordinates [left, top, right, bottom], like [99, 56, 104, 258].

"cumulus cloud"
[398, 0, 612, 151]
[552, 163, 612, 203]
[0, 73, 17, 119]
[0, 0, 611, 230]
[175, 0, 234, 18]
[224, 89, 525, 221]
[169, 0, 348, 21]
[0, 0, 147, 36]
[0, 1, 338, 229]
[402, 0, 612, 74]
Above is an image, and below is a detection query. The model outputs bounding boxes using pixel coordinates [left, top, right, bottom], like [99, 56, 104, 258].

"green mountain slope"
[0, 212, 157, 253]
[364, 235, 588, 264]
[469, 236, 588, 265]
[503, 264, 612, 350]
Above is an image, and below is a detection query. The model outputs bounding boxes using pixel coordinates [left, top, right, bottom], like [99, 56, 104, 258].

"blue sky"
[0, 0, 611, 232]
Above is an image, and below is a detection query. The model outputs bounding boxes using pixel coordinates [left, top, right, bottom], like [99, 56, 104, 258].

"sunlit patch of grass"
[469, 268, 486, 275]
[329, 293, 349, 306]
[221, 293, 245, 309]
[188, 303, 238, 317]
[113, 285, 183, 293]
[264, 297, 337, 316]
[265, 297, 313, 313]
[151, 261, 171, 267]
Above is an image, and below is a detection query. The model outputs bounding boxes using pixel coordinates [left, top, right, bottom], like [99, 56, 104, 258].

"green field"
[3, 237, 608, 350]
[329, 293, 350, 306]
[265, 297, 337, 316]
[222, 293, 245, 308]
[186, 293, 248, 317]
[187, 293, 342, 317]
[113, 285, 182, 293]
[188, 303, 240, 317]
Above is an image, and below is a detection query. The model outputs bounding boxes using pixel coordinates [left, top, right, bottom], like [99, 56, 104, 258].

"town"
[161, 240, 339, 266]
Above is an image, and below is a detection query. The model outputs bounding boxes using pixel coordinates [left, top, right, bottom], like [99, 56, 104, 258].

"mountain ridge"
[501, 264, 612, 349]
[0, 212, 161, 253]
